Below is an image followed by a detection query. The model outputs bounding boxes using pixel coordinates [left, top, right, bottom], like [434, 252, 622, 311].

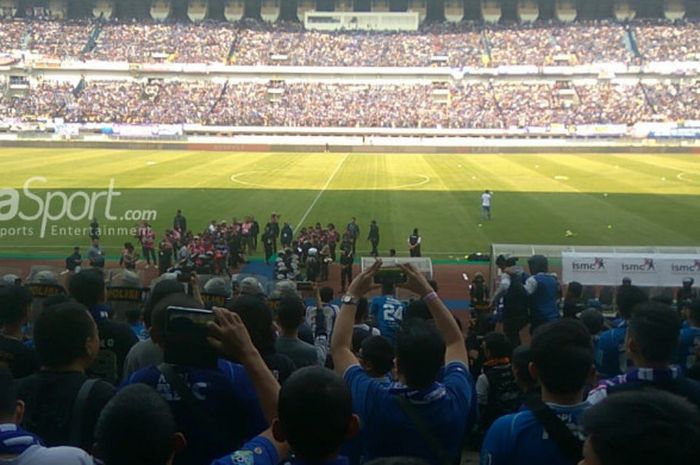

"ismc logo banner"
[563, 252, 700, 287]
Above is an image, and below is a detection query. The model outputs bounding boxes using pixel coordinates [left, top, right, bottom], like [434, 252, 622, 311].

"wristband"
[422, 291, 438, 303]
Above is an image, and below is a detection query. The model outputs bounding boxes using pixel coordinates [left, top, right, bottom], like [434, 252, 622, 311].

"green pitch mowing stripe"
[0, 149, 699, 260]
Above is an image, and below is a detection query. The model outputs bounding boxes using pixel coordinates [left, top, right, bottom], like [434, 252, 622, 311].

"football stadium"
[1, 1, 700, 465]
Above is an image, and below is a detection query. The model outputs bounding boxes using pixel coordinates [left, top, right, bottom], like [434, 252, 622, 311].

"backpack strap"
[69, 378, 98, 446]
[525, 396, 583, 463]
[395, 395, 453, 465]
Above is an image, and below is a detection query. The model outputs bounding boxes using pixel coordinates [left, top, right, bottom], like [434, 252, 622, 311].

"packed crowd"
[634, 20, 700, 62]
[3, 78, 688, 128]
[643, 81, 700, 121]
[210, 82, 502, 128]
[488, 22, 633, 66]
[85, 21, 238, 64]
[1, 244, 699, 465]
[3, 18, 700, 65]
[231, 24, 485, 67]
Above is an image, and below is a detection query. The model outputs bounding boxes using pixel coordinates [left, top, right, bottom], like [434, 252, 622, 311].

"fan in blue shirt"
[332, 261, 475, 465]
[594, 285, 647, 379]
[122, 293, 267, 465]
[211, 367, 359, 465]
[677, 300, 700, 375]
[481, 319, 595, 465]
[369, 282, 405, 343]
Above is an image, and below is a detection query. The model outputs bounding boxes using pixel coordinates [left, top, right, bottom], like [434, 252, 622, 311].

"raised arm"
[398, 264, 469, 366]
[208, 308, 279, 423]
[331, 260, 382, 375]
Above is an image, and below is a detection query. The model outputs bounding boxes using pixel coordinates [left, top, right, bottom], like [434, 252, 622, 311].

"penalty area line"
[294, 154, 349, 233]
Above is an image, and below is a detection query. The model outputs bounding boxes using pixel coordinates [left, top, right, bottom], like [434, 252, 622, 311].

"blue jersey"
[341, 376, 393, 465]
[480, 402, 589, 465]
[211, 435, 349, 465]
[525, 274, 560, 324]
[677, 326, 700, 374]
[345, 362, 474, 465]
[370, 295, 405, 343]
[124, 359, 267, 465]
[595, 322, 629, 379]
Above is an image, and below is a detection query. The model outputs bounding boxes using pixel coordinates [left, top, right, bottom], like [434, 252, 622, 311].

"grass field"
[1, 148, 699, 261]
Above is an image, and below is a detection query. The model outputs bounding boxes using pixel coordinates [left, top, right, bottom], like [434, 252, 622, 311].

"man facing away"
[481, 190, 492, 220]
[332, 261, 475, 465]
[481, 319, 594, 465]
[0, 369, 93, 465]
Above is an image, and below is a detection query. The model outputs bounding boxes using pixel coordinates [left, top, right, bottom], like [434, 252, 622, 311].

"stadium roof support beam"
[687, 0, 700, 18]
[635, 0, 664, 18]
[576, 0, 614, 20]
[278, 0, 299, 21]
[111, 0, 153, 19]
[169, 0, 192, 21]
[67, 0, 95, 18]
[500, 0, 518, 22]
[205, 0, 227, 20]
[389, 0, 408, 11]
[463, 0, 482, 20]
[425, 0, 446, 22]
[243, 0, 262, 19]
[537, 0, 555, 20]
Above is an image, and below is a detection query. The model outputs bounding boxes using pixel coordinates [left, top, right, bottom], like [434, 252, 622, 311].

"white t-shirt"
[481, 192, 492, 207]
[0, 444, 93, 465]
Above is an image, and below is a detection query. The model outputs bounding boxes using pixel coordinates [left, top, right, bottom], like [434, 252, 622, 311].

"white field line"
[294, 154, 349, 233]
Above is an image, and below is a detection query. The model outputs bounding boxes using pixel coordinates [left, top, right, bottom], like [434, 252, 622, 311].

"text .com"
[0, 177, 157, 238]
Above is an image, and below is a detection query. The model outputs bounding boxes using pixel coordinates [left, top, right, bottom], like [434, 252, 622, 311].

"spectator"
[64, 247, 82, 274]
[121, 279, 182, 378]
[93, 384, 185, 465]
[369, 281, 405, 343]
[16, 302, 115, 451]
[230, 295, 297, 384]
[562, 281, 585, 319]
[476, 333, 522, 435]
[69, 270, 138, 384]
[0, 285, 38, 378]
[352, 297, 381, 352]
[588, 302, 700, 408]
[87, 239, 104, 268]
[579, 308, 606, 341]
[594, 285, 647, 379]
[275, 296, 324, 368]
[511, 344, 537, 395]
[678, 299, 700, 375]
[332, 261, 474, 464]
[358, 335, 394, 381]
[306, 286, 339, 342]
[212, 366, 356, 465]
[524, 255, 561, 328]
[481, 319, 594, 465]
[580, 390, 700, 465]
[122, 293, 267, 465]
[0, 368, 93, 464]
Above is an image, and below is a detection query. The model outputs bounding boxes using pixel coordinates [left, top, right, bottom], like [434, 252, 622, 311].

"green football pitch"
[1, 148, 699, 261]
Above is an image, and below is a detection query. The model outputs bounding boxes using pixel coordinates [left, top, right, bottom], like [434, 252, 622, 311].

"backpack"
[502, 273, 529, 327]
[483, 364, 523, 429]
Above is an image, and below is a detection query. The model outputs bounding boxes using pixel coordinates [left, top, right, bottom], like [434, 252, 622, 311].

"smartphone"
[373, 267, 407, 285]
[296, 281, 314, 292]
[164, 306, 217, 368]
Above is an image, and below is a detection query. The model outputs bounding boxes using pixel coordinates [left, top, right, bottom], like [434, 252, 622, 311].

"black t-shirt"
[0, 335, 38, 378]
[264, 353, 296, 385]
[16, 371, 115, 451]
[90, 319, 138, 384]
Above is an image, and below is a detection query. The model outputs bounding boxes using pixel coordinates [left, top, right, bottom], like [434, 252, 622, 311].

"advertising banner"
[562, 252, 700, 287]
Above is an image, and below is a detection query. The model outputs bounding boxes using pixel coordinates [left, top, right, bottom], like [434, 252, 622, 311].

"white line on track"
[294, 154, 349, 233]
